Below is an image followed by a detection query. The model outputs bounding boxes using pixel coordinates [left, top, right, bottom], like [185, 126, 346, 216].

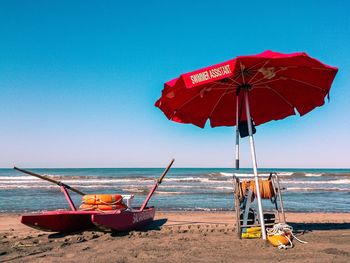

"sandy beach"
[0, 211, 349, 262]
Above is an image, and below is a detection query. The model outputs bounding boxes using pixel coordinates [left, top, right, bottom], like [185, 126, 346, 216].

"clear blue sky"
[0, 0, 349, 168]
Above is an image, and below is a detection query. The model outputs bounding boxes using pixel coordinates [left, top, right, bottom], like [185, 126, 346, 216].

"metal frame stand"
[233, 174, 286, 239]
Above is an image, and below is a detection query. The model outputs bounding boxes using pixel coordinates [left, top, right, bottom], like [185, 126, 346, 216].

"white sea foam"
[220, 172, 293, 177]
[287, 187, 350, 192]
[0, 176, 40, 180]
[281, 179, 350, 185]
[0, 180, 48, 184]
[0, 185, 58, 189]
[328, 179, 350, 184]
[155, 191, 188, 195]
[163, 177, 222, 183]
[278, 172, 294, 176]
[220, 172, 233, 177]
[121, 188, 145, 193]
[68, 179, 152, 184]
[304, 173, 323, 177]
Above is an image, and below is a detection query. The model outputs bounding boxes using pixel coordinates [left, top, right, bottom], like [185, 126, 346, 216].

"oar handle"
[13, 167, 86, 196]
[157, 158, 175, 184]
[140, 158, 175, 211]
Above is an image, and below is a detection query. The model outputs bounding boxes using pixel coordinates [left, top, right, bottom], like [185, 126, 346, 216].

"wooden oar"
[13, 166, 86, 196]
[140, 158, 175, 211]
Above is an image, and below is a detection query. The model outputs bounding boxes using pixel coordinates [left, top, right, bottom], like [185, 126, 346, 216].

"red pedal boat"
[15, 159, 174, 233]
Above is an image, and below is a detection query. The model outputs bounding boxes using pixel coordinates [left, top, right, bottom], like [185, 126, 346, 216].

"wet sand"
[0, 212, 349, 262]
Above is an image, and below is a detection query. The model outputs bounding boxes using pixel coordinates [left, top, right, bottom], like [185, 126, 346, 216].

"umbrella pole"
[244, 90, 267, 240]
[235, 94, 240, 170]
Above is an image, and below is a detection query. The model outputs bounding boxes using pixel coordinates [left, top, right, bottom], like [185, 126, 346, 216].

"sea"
[0, 168, 349, 213]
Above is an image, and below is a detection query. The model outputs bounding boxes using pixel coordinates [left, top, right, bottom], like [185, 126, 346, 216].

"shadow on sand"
[47, 219, 168, 238]
[290, 222, 350, 232]
[110, 218, 168, 237]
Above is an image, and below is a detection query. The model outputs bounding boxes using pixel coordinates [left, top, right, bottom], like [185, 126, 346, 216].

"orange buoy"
[79, 203, 127, 211]
[82, 194, 123, 205]
[267, 234, 291, 247]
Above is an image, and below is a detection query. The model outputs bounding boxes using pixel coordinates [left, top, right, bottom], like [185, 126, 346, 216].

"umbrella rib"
[246, 60, 270, 84]
[253, 85, 294, 108]
[171, 82, 224, 116]
[239, 61, 246, 84]
[227, 67, 245, 86]
[283, 77, 327, 92]
[226, 77, 241, 85]
[251, 77, 284, 87]
[211, 82, 237, 88]
[310, 66, 336, 71]
[170, 93, 201, 119]
[250, 67, 289, 86]
[208, 86, 237, 120]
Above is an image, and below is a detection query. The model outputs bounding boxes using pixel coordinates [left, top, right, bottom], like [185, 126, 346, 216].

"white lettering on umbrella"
[209, 64, 232, 78]
[190, 71, 210, 84]
[190, 64, 232, 85]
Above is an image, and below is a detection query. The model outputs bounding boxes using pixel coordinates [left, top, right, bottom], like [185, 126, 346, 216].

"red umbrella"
[155, 50, 338, 239]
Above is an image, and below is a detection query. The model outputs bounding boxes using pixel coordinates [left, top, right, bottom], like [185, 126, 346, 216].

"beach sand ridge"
[0, 212, 349, 262]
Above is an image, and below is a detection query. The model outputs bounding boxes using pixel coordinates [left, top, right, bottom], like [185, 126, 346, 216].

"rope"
[266, 223, 307, 249]
[82, 197, 123, 205]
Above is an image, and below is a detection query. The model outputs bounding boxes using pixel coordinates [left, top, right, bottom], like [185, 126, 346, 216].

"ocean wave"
[287, 187, 350, 192]
[0, 185, 59, 189]
[159, 185, 232, 190]
[281, 179, 350, 185]
[121, 187, 147, 193]
[0, 176, 40, 180]
[220, 172, 293, 177]
[0, 178, 155, 185]
[163, 177, 228, 183]
[0, 180, 47, 184]
[304, 173, 323, 177]
[155, 191, 188, 195]
[174, 207, 229, 212]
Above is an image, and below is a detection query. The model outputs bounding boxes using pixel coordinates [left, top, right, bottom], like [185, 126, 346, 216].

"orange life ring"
[82, 194, 123, 205]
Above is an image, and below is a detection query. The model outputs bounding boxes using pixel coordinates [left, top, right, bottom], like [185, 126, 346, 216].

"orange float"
[239, 179, 274, 200]
[79, 203, 127, 211]
[267, 234, 291, 247]
[82, 194, 123, 205]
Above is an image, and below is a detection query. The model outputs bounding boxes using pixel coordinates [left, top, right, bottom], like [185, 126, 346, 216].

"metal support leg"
[233, 178, 241, 238]
[242, 190, 253, 226]
[275, 175, 286, 223]
[235, 95, 240, 170]
[244, 90, 267, 240]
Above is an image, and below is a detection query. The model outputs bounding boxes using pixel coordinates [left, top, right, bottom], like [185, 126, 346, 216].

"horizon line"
[2, 167, 350, 170]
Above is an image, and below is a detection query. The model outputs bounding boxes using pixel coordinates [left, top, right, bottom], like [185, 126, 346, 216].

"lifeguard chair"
[233, 172, 286, 238]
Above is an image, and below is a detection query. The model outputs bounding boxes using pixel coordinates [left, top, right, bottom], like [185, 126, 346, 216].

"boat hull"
[21, 207, 155, 233]
[92, 207, 155, 231]
[21, 211, 99, 232]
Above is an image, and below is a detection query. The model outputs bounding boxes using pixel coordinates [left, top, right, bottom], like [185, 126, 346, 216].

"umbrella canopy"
[155, 50, 338, 128]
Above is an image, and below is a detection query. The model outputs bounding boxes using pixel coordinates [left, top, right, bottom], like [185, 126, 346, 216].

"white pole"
[244, 89, 267, 240]
[235, 94, 240, 170]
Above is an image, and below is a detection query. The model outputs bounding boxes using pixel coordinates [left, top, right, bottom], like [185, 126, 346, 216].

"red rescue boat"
[16, 159, 174, 233]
